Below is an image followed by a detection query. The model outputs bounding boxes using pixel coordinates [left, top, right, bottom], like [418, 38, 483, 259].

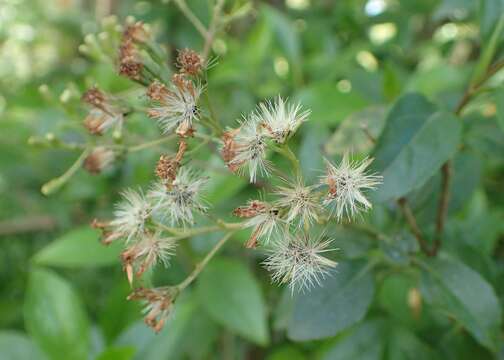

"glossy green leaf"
[287, 260, 375, 341]
[373, 94, 461, 201]
[0, 331, 47, 360]
[33, 226, 121, 268]
[197, 257, 269, 345]
[24, 268, 90, 360]
[419, 256, 502, 351]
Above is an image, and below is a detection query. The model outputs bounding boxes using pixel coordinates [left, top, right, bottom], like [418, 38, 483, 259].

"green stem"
[41, 148, 90, 195]
[176, 231, 235, 291]
[128, 135, 176, 152]
[174, 0, 208, 39]
[273, 144, 301, 178]
[154, 220, 245, 240]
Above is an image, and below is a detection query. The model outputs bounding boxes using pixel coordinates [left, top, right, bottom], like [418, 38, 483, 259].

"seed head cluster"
[77, 19, 384, 332]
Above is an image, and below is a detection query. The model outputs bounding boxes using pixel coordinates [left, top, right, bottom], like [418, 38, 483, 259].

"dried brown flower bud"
[91, 218, 123, 245]
[170, 73, 197, 96]
[123, 21, 149, 44]
[128, 287, 175, 333]
[176, 48, 203, 76]
[83, 113, 107, 135]
[82, 88, 124, 136]
[233, 200, 268, 218]
[233, 200, 280, 248]
[175, 122, 195, 138]
[156, 155, 179, 183]
[146, 80, 170, 101]
[81, 87, 106, 109]
[83, 147, 115, 175]
[221, 128, 241, 172]
[119, 60, 143, 81]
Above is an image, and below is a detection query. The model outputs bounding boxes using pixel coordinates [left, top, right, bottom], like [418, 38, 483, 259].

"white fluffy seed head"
[320, 153, 382, 221]
[262, 232, 337, 293]
[135, 231, 177, 268]
[274, 179, 322, 227]
[148, 167, 208, 226]
[255, 96, 310, 144]
[110, 188, 151, 243]
[148, 82, 202, 134]
[230, 119, 270, 183]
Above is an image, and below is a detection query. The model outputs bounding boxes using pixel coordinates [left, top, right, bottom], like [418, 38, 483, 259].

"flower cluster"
[71, 17, 383, 331]
[221, 96, 310, 182]
[227, 100, 383, 292]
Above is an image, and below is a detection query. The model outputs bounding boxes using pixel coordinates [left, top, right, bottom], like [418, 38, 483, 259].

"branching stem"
[176, 231, 235, 291]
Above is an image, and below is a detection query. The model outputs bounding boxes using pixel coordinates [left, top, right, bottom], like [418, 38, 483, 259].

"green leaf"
[99, 282, 142, 343]
[480, 1, 504, 40]
[295, 83, 369, 125]
[96, 347, 135, 360]
[321, 320, 440, 360]
[0, 331, 47, 360]
[287, 260, 375, 341]
[419, 256, 502, 352]
[33, 226, 121, 268]
[387, 326, 441, 360]
[494, 86, 504, 132]
[196, 257, 269, 345]
[261, 4, 302, 82]
[299, 123, 330, 183]
[115, 293, 218, 360]
[266, 346, 306, 360]
[325, 106, 387, 156]
[373, 94, 461, 201]
[321, 319, 385, 360]
[24, 268, 90, 360]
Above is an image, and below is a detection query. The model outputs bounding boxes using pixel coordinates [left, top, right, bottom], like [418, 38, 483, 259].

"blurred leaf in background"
[1, 0, 504, 359]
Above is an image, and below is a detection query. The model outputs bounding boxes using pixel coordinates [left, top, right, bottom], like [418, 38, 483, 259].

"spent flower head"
[83, 146, 115, 174]
[110, 188, 151, 242]
[233, 200, 281, 248]
[229, 119, 270, 183]
[176, 48, 204, 76]
[262, 232, 337, 293]
[121, 231, 177, 284]
[274, 178, 322, 227]
[320, 153, 382, 221]
[128, 287, 175, 333]
[256, 96, 310, 144]
[147, 78, 202, 136]
[82, 87, 124, 135]
[149, 167, 208, 226]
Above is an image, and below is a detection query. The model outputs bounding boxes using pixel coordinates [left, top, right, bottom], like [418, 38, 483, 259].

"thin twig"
[432, 162, 452, 255]
[202, 0, 225, 61]
[0, 216, 57, 236]
[432, 58, 504, 252]
[397, 198, 433, 256]
[127, 135, 176, 152]
[173, 0, 208, 39]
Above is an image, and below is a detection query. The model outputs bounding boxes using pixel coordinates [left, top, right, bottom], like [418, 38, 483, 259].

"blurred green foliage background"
[1, 0, 504, 359]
